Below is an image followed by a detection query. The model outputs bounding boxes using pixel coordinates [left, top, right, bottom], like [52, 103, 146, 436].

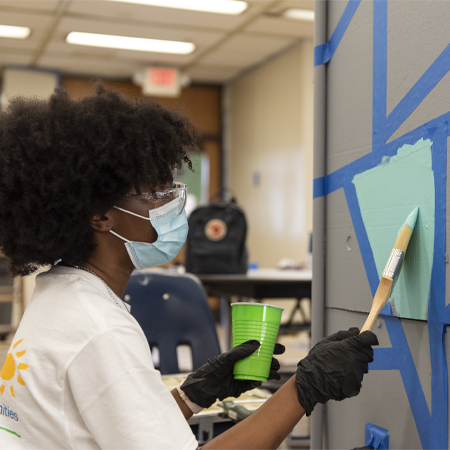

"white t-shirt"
[0, 266, 198, 450]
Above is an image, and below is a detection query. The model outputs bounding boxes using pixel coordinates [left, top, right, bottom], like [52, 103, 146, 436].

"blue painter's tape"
[383, 316, 433, 449]
[369, 347, 404, 371]
[313, 113, 450, 201]
[341, 124, 448, 448]
[343, 167, 380, 296]
[372, 0, 388, 152]
[385, 44, 450, 141]
[313, 177, 326, 199]
[313, 0, 362, 66]
[313, 44, 329, 67]
[442, 305, 450, 324]
[312, 0, 450, 446]
[426, 122, 448, 448]
[365, 423, 390, 449]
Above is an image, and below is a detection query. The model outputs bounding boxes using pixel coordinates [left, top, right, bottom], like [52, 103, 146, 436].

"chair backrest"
[123, 269, 221, 374]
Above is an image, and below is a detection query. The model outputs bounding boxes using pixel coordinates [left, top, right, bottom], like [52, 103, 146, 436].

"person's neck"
[77, 255, 134, 298]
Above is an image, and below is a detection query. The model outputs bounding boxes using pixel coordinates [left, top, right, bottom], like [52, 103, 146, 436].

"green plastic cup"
[232, 322, 281, 336]
[233, 337, 278, 349]
[232, 344, 276, 358]
[233, 320, 281, 330]
[232, 335, 279, 346]
[232, 328, 279, 337]
[231, 302, 283, 381]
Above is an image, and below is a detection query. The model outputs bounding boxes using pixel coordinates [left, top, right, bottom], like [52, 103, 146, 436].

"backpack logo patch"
[205, 219, 227, 241]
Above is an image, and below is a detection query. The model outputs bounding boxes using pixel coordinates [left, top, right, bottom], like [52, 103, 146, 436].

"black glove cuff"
[295, 372, 316, 416]
[180, 379, 217, 409]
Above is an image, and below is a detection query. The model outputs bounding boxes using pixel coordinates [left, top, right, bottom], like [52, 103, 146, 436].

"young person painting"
[0, 85, 378, 449]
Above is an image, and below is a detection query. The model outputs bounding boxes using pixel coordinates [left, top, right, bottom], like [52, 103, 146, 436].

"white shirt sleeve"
[67, 326, 198, 450]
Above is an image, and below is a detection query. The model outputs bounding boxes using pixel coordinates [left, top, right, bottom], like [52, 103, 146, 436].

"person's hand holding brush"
[295, 327, 379, 415]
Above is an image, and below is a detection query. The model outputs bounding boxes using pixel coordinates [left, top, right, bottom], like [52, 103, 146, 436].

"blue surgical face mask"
[110, 198, 189, 269]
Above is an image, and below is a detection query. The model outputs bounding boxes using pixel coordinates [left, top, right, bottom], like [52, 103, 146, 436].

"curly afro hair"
[0, 84, 199, 277]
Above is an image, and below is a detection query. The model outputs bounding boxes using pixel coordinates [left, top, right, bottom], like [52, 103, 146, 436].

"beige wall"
[226, 40, 314, 268]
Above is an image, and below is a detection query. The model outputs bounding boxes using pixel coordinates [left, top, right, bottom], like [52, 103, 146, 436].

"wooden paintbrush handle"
[360, 276, 393, 333]
[360, 309, 381, 333]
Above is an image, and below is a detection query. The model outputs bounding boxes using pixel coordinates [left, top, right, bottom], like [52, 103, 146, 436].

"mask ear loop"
[114, 206, 150, 220]
[110, 206, 152, 242]
[109, 230, 130, 242]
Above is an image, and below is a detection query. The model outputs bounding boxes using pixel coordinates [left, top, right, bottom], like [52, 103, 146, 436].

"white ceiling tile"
[216, 33, 294, 54]
[185, 64, 242, 83]
[37, 54, 143, 78]
[198, 49, 264, 68]
[67, 0, 269, 31]
[245, 16, 314, 38]
[0, 49, 34, 67]
[264, 0, 315, 15]
[199, 33, 295, 66]
[0, 33, 46, 51]
[0, 9, 54, 29]
[0, 1, 59, 12]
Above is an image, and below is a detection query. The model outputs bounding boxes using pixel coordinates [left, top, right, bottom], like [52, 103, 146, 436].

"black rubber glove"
[180, 340, 285, 408]
[296, 327, 378, 416]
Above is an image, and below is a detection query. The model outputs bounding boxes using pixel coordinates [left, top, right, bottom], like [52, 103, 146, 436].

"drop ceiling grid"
[56, 15, 227, 45]
[0, 0, 315, 83]
[67, 0, 270, 31]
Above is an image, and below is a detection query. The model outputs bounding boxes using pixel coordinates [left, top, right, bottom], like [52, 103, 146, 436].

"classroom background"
[1, 1, 449, 449]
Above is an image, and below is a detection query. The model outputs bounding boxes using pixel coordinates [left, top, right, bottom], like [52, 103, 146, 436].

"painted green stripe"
[0, 426, 21, 438]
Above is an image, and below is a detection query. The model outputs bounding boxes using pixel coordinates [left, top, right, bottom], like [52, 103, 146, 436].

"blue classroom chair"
[122, 269, 221, 374]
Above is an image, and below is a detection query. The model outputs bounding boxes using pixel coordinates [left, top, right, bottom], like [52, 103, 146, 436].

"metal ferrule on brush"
[382, 248, 404, 279]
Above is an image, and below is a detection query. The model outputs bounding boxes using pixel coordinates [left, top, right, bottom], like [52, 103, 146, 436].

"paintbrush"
[360, 207, 419, 333]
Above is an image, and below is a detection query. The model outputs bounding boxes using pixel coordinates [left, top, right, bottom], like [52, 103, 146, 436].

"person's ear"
[90, 210, 114, 232]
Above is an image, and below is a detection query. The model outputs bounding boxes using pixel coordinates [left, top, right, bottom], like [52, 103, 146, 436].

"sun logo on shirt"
[0, 339, 29, 398]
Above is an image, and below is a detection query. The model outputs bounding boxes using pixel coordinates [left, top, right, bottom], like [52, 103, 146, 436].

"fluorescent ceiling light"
[66, 32, 195, 55]
[283, 9, 315, 22]
[105, 0, 248, 15]
[0, 25, 31, 39]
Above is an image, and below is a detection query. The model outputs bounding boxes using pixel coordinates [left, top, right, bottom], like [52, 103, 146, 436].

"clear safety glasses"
[128, 182, 188, 216]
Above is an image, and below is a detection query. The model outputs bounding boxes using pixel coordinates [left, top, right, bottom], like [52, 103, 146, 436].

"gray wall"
[313, 1, 450, 449]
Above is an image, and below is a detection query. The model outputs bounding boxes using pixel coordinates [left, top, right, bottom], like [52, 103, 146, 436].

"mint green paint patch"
[352, 138, 435, 320]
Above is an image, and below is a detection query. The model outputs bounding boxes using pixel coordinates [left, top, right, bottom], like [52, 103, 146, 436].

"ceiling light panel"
[104, 0, 248, 15]
[283, 9, 315, 21]
[49, 16, 224, 63]
[0, 11, 55, 52]
[67, 1, 265, 32]
[0, 25, 31, 39]
[66, 32, 195, 54]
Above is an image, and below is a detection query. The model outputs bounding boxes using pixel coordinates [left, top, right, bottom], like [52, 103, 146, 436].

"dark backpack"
[185, 195, 248, 274]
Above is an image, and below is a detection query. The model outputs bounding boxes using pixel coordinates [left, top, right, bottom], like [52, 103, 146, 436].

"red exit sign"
[149, 68, 176, 88]
[142, 67, 181, 97]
